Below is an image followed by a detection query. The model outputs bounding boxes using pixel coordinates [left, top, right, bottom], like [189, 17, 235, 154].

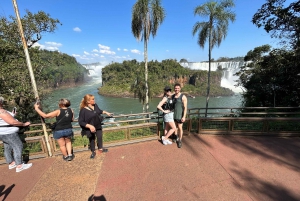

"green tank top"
[173, 93, 184, 120]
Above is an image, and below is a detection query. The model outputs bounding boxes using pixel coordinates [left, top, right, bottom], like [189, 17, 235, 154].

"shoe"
[166, 140, 172, 145]
[9, 163, 17, 169]
[98, 148, 108, 153]
[63, 155, 69, 161]
[90, 152, 96, 159]
[177, 140, 182, 148]
[67, 154, 75, 161]
[172, 135, 179, 143]
[161, 136, 168, 145]
[16, 163, 32, 172]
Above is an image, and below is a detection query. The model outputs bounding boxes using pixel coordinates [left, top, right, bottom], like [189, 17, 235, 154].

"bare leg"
[177, 123, 183, 141]
[165, 122, 177, 139]
[65, 137, 72, 155]
[57, 138, 68, 157]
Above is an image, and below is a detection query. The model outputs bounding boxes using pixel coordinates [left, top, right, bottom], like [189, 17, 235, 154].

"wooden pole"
[12, 0, 52, 157]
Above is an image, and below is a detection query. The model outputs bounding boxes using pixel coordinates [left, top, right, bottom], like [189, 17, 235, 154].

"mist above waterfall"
[81, 62, 104, 79]
[181, 61, 251, 93]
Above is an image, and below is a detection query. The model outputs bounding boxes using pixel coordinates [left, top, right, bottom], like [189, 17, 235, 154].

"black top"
[78, 104, 103, 131]
[55, 108, 73, 131]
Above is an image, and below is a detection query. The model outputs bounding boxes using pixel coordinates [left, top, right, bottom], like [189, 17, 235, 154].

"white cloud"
[84, 51, 90, 55]
[73, 27, 81, 32]
[72, 54, 80, 57]
[124, 49, 128, 52]
[92, 49, 99, 52]
[100, 55, 105, 58]
[45, 42, 62, 47]
[94, 54, 99, 57]
[117, 48, 121, 51]
[98, 44, 110, 50]
[131, 49, 141, 54]
[97, 44, 116, 55]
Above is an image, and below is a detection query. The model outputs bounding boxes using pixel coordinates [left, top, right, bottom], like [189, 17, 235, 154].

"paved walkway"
[1, 135, 300, 201]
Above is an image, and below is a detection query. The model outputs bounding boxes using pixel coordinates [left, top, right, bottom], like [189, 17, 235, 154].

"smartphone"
[13, 107, 17, 113]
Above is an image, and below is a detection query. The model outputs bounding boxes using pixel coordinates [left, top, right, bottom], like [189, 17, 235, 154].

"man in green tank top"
[172, 83, 187, 148]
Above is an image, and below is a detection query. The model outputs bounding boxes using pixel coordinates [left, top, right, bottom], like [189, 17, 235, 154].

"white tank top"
[0, 110, 19, 135]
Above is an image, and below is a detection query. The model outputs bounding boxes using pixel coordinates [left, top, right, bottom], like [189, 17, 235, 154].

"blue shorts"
[53, 128, 73, 140]
[163, 112, 174, 122]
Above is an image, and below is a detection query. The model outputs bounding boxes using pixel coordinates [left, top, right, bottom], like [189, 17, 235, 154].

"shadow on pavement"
[0, 184, 15, 201]
[88, 194, 107, 201]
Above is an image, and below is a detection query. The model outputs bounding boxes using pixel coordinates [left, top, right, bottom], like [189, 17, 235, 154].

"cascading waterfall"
[181, 61, 251, 93]
[81, 62, 104, 80]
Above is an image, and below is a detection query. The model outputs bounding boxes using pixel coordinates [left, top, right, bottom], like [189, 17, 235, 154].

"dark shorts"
[174, 119, 183, 124]
[53, 128, 73, 140]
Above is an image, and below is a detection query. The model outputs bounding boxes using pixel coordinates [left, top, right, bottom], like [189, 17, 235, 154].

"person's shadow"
[88, 194, 106, 201]
[0, 184, 15, 201]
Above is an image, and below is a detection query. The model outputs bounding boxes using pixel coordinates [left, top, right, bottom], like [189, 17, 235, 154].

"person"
[34, 99, 75, 161]
[157, 86, 177, 145]
[78, 94, 113, 159]
[172, 83, 187, 148]
[0, 96, 32, 172]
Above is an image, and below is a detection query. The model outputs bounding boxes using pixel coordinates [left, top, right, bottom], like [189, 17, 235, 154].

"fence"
[1, 107, 300, 164]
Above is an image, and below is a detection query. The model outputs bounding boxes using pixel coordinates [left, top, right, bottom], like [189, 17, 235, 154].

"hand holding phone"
[12, 107, 17, 114]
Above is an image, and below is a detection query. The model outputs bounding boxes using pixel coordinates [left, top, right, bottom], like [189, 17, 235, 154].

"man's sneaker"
[16, 163, 32, 172]
[177, 140, 182, 148]
[161, 136, 168, 145]
[9, 163, 16, 169]
[166, 140, 172, 145]
[90, 151, 96, 159]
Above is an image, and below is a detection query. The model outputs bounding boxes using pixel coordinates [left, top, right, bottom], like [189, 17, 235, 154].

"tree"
[0, 10, 61, 120]
[252, 0, 300, 50]
[192, 0, 235, 116]
[131, 0, 165, 112]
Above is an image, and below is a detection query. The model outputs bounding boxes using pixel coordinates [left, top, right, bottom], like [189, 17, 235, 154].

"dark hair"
[58, 98, 71, 107]
[174, 83, 181, 88]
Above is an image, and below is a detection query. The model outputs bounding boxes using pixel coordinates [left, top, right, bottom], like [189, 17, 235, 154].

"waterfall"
[81, 62, 104, 79]
[181, 61, 251, 93]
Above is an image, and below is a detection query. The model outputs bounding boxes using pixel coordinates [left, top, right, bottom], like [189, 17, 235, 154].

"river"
[43, 78, 243, 119]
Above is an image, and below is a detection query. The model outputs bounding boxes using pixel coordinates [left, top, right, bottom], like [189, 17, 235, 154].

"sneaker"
[177, 140, 182, 148]
[166, 139, 172, 145]
[172, 136, 179, 143]
[98, 148, 108, 154]
[90, 151, 96, 159]
[161, 136, 168, 145]
[68, 154, 75, 161]
[63, 155, 69, 161]
[16, 163, 32, 172]
[9, 163, 17, 169]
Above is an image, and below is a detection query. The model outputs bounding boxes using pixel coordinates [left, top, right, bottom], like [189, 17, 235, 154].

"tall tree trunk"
[144, 32, 149, 113]
[205, 28, 212, 117]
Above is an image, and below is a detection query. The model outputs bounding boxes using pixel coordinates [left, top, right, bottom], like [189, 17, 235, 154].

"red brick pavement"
[1, 135, 300, 201]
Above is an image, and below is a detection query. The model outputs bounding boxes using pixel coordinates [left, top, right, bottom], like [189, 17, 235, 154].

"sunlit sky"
[0, 0, 292, 65]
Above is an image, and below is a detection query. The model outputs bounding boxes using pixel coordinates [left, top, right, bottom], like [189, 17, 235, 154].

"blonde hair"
[58, 98, 71, 107]
[80, 94, 94, 109]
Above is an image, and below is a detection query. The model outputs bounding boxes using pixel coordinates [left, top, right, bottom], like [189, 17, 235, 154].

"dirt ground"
[24, 151, 105, 201]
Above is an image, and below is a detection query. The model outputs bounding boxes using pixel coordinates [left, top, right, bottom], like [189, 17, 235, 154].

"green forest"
[99, 59, 234, 98]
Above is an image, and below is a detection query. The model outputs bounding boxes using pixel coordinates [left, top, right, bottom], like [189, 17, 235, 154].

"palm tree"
[192, 0, 235, 117]
[131, 0, 165, 112]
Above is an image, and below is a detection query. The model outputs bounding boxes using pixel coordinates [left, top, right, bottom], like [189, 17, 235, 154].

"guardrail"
[1, 107, 300, 164]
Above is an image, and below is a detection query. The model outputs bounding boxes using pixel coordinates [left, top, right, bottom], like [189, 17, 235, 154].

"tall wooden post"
[12, 0, 52, 157]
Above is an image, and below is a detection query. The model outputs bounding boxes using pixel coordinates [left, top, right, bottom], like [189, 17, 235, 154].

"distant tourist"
[172, 83, 187, 148]
[0, 96, 32, 172]
[78, 94, 113, 159]
[34, 99, 75, 161]
[157, 86, 177, 145]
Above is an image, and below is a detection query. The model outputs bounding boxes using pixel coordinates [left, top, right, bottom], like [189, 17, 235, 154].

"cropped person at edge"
[78, 94, 113, 159]
[157, 86, 176, 145]
[34, 99, 75, 161]
[0, 96, 32, 172]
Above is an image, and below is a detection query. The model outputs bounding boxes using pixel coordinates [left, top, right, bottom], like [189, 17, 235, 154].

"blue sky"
[0, 0, 291, 65]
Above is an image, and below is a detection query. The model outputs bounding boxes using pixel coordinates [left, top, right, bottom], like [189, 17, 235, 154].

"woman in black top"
[34, 99, 74, 161]
[78, 94, 113, 159]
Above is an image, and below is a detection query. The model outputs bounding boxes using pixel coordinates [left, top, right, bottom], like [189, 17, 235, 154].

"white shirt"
[0, 110, 19, 135]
